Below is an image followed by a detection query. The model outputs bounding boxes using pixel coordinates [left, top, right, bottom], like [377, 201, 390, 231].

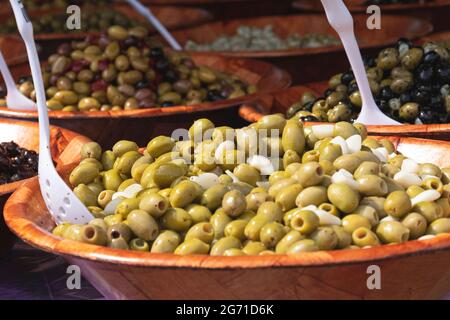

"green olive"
[319, 144, 343, 162]
[233, 164, 261, 186]
[139, 193, 169, 218]
[221, 190, 247, 217]
[107, 223, 132, 243]
[259, 222, 287, 249]
[185, 204, 212, 224]
[210, 236, 241, 256]
[170, 180, 201, 208]
[115, 198, 140, 219]
[69, 163, 99, 186]
[293, 162, 324, 187]
[242, 241, 267, 255]
[427, 218, 450, 235]
[275, 230, 305, 254]
[210, 209, 232, 240]
[224, 219, 248, 241]
[129, 238, 150, 252]
[103, 169, 123, 191]
[73, 184, 98, 207]
[185, 222, 215, 244]
[200, 184, 229, 211]
[310, 227, 338, 250]
[342, 214, 371, 234]
[146, 136, 176, 159]
[161, 208, 192, 232]
[357, 174, 388, 197]
[353, 205, 379, 227]
[295, 186, 328, 207]
[376, 221, 410, 244]
[81, 142, 102, 160]
[112, 140, 139, 157]
[413, 201, 444, 223]
[384, 191, 412, 219]
[101, 150, 116, 171]
[331, 225, 352, 249]
[328, 183, 360, 214]
[402, 212, 427, 239]
[246, 191, 269, 212]
[151, 230, 181, 253]
[282, 121, 305, 155]
[286, 239, 319, 253]
[175, 238, 210, 255]
[290, 210, 320, 235]
[333, 155, 362, 174]
[352, 227, 380, 247]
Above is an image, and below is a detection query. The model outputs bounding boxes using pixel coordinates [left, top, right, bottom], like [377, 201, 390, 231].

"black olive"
[161, 102, 174, 107]
[150, 47, 164, 59]
[135, 80, 149, 90]
[380, 87, 395, 100]
[122, 36, 139, 49]
[163, 70, 179, 83]
[437, 66, 450, 83]
[0, 85, 6, 99]
[362, 55, 376, 68]
[415, 65, 434, 83]
[396, 37, 412, 50]
[324, 88, 334, 97]
[399, 92, 412, 104]
[423, 51, 441, 65]
[418, 110, 437, 124]
[155, 59, 169, 71]
[300, 116, 319, 122]
[304, 101, 315, 112]
[340, 72, 354, 86]
[376, 99, 390, 113]
[347, 82, 359, 94]
[412, 90, 431, 104]
[206, 90, 222, 102]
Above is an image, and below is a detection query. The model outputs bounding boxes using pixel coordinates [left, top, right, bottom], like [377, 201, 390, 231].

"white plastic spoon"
[9, 0, 93, 225]
[320, 0, 401, 125]
[0, 50, 35, 110]
[125, 0, 182, 50]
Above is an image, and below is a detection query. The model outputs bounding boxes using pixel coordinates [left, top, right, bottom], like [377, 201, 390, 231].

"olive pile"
[185, 25, 340, 52]
[0, 9, 144, 35]
[53, 115, 450, 255]
[0, 141, 38, 185]
[286, 40, 450, 124]
[11, 25, 253, 112]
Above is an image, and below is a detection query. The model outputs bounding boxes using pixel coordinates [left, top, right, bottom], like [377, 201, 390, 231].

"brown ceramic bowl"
[140, 0, 294, 19]
[293, 0, 450, 32]
[166, 14, 432, 85]
[4, 135, 450, 299]
[0, 4, 212, 58]
[239, 86, 450, 141]
[420, 30, 450, 43]
[0, 119, 91, 257]
[0, 54, 291, 149]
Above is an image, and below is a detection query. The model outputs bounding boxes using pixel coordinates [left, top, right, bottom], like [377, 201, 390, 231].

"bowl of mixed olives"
[0, 25, 290, 147]
[239, 39, 450, 140]
[166, 14, 431, 85]
[0, 118, 90, 257]
[4, 116, 450, 299]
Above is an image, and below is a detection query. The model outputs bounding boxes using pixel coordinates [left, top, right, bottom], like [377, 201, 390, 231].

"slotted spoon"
[320, 0, 401, 125]
[9, 0, 93, 225]
[125, 0, 182, 50]
[0, 49, 35, 110]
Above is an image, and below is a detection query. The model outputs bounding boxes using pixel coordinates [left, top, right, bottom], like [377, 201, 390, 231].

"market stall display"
[167, 14, 432, 84]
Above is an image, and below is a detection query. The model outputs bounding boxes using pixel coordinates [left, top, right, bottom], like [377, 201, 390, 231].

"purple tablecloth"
[0, 241, 103, 300]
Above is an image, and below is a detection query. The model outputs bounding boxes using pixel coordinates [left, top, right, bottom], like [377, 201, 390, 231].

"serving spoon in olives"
[320, 0, 401, 125]
[125, 0, 182, 50]
[9, 0, 94, 224]
[0, 50, 35, 110]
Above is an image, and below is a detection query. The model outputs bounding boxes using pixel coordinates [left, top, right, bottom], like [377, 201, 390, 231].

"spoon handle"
[9, 0, 52, 161]
[125, 0, 182, 51]
[0, 50, 18, 93]
[320, 0, 376, 108]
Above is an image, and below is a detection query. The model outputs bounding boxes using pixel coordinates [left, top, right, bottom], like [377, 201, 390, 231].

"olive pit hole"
[355, 230, 367, 239]
[84, 226, 96, 239]
[111, 230, 121, 239]
[203, 224, 213, 233]
[316, 167, 324, 176]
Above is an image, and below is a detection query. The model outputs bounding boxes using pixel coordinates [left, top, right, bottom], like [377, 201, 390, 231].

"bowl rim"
[169, 13, 433, 58]
[0, 55, 291, 119]
[238, 86, 450, 135]
[292, 0, 450, 13]
[4, 136, 450, 270]
[0, 4, 213, 41]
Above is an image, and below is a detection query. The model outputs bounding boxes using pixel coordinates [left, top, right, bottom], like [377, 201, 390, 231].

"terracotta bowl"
[420, 30, 450, 43]
[4, 136, 450, 299]
[293, 0, 450, 32]
[0, 119, 91, 257]
[0, 4, 212, 58]
[140, 0, 294, 19]
[0, 54, 291, 149]
[166, 14, 432, 84]
[0, 36, 30, 80]
[239, 86, 450, 141]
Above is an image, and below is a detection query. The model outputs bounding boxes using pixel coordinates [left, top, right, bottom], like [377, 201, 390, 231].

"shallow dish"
[0, 54, 291, 148]
[4, 135, 450, 299]
[239, 86, 450, 141]
[166, 14, 431, 84]
[0, 119, 91, 257]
